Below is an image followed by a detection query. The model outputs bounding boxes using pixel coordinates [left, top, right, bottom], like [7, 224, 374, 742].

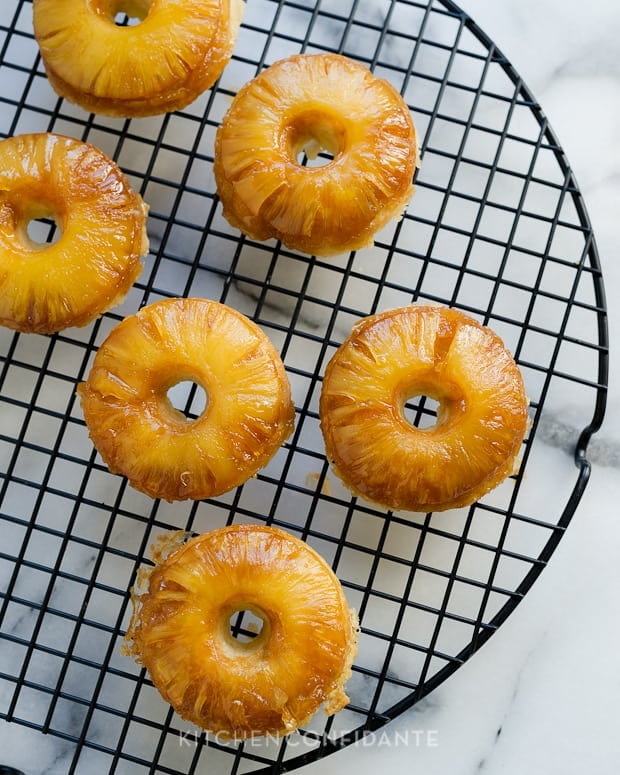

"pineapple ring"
[0, 132, 148, 334]
[214, 53, 417, 256]
[123, 524, 359, 738]
[33, 0, 245, 117]
[78, 297, 295, 501]
[320, 306, 529, 512]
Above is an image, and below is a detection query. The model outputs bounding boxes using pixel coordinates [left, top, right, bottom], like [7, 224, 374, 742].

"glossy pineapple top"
[0, 132, 147, 333]
[78, 297, 295, 501]
[124, 524, 358, 738]
[320, 306, 529, 512]
[33, 0, 244, 117]
[214, 53, 417, 256]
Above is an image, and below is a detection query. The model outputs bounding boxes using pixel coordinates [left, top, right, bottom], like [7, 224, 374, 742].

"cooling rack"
[0, 0, 609, 773]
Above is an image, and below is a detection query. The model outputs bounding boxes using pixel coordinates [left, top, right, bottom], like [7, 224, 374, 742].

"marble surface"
[0, 0, 618, 773]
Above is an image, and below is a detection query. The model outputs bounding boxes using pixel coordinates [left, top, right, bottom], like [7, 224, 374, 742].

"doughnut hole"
[403, 394, 442, 430]
[398, 380, 466, 433]
[90, 0, 152, 25]
[223, 603, 272, 652]
[9, 191, 64, 250]
[164, 378, 209, 422]
[26, 213, 61, 246]
[286, 110, 347, 168]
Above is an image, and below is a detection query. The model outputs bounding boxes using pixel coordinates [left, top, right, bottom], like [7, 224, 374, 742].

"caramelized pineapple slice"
[214, 53, 417, 256]
[320, 306, 529, 512]
[123, 525, 358, 738]
[78, 298, 295, 501]
[0, 133, 147, 334]
[33, 0, 245, 117]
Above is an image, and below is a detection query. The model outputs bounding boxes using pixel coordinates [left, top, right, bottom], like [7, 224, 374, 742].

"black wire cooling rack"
[0, 0, 609, 773]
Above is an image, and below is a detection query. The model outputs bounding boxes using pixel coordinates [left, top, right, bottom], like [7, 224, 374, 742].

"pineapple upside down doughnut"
[213, 53, 417, 256]
[78, 297, 295, 501]
[33, 0, 245, 117]
[123, 524, 359, 738]
[320, 306, 529, 512]
[0, 132, 148, 334]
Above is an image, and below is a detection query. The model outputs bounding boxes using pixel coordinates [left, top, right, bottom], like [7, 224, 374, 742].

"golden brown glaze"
[214, 53, 417, 256]
[320, 306, 529, 512]
[78, 298, 295, 501]
[33, 0, 245, 117]
[0, 132, 147, 334]
[123, 524, 358, 738]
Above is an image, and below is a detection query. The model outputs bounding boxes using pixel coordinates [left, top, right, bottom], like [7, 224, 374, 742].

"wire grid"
[0, 0, 609, 772]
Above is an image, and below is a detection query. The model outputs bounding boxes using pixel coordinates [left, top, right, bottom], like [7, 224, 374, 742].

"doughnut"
[319, 306, 529, 512]
[33, 0, 245, 117]
[123, 524, 359, 738]
[0, 132, 148, 334]
[77, 297, 295, 501]
[213, 53, 417, 256]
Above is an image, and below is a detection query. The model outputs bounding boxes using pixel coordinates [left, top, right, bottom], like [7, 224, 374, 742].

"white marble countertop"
[0, 0, 618, 773]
